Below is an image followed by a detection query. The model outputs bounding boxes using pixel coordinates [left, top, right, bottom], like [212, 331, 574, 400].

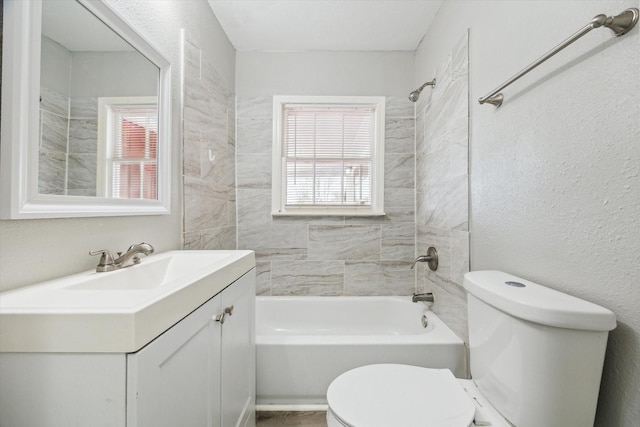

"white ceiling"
[207, 0, 444, 52]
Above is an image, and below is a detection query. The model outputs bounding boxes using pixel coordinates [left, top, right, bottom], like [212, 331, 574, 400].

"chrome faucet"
[115, 242, 155, 268]
[412, 292, 434, 303]
[89, 242, 154, 272]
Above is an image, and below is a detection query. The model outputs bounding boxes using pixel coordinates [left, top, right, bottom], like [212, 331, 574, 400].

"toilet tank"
[464, 271, 616, 427]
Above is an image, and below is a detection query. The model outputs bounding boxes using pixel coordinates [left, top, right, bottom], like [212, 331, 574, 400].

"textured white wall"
[236, 51, 415, 97]
[70, 51, 158, 97]
[40, 36, 72, 95]
[0, 0, 235, 291]
[415, 1, 639, 425]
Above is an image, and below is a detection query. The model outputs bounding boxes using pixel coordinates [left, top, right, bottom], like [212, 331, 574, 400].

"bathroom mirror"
[0, 0, 171, 218]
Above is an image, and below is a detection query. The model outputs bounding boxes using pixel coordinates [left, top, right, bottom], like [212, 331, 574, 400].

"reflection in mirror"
[97, 97, 158, 198]
[0, 0, 171, 218]
[39, 0, 159, 199]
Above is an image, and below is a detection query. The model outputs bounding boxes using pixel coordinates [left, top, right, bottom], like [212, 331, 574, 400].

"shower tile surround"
[183, 34, 468, 326]
[182, 37, 237, 250]
[38, 87, 69, 195]
[39, 34, 101, 197]
[236, 97, 416, 296]
[67, 98, 98, 196]
[415, 32, 470, 342]
[38, 92, 99, 197]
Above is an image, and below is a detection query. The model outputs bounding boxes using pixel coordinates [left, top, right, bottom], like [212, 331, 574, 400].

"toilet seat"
[327, 364, 476, 427]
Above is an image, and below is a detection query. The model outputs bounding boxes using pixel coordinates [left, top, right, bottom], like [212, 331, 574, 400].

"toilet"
[326, 270, 616, 427]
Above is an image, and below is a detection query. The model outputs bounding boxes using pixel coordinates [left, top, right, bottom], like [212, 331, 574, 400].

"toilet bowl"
[326, 364, 510, 427]
[325, 271, 617, 427]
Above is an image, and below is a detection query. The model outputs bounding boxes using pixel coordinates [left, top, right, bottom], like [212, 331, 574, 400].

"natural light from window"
[272, 96, 385, 216]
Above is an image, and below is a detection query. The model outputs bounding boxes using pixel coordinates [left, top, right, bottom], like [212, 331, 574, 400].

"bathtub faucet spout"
[412, 292, 434, 303]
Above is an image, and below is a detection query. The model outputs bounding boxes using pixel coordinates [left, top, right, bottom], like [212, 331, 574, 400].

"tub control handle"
[215, 313, 225, 324]
[224, 305, 234, 316]
[410, 247, 438, 271]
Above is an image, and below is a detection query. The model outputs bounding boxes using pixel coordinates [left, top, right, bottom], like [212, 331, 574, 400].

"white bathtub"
[256, 296, 467, 405]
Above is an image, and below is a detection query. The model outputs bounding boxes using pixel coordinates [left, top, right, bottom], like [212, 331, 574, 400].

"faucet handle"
[89, 250, 115, 268]
[410, 247, 439, 271]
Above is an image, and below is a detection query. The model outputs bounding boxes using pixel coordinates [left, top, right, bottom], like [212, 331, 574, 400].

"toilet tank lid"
[464, 271, 616, 331]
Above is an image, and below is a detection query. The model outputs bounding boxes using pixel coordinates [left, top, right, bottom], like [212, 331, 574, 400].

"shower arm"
[409, 78, 436, 102]
[416, 79, 436, 92]
[478, 8, 639, 108]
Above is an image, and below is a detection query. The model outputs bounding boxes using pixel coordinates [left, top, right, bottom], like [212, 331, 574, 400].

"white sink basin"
[0, 250, 255, 353]
[65, 251, 234, 291]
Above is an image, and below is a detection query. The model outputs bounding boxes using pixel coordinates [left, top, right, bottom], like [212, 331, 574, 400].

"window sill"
[272, 208, 385, 217]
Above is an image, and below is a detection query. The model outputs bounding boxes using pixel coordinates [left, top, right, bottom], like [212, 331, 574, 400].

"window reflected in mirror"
[38, 0, 159, 199]
[97, 97, 158, 199]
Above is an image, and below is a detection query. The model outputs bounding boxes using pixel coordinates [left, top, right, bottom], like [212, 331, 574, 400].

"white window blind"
[284, 105, 374, 206]
[272, 96, 385, 216]
[110, 107, 158, 200]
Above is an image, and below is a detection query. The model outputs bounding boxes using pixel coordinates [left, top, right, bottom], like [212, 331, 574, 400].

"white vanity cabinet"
[127, 270, 256, 427]
[126, 293, 222, 427]
[0, 262, 256, 427]
[220, 271, 256, 427]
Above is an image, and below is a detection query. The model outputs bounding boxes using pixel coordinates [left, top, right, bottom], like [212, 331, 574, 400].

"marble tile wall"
[38, 88, 99, 196]
[38, 87, 69, 195]
[67, 97, 98, 196]
[236, 96, 416, 296]
[415, 32, 470, 342]
[182, 37, 236, 250]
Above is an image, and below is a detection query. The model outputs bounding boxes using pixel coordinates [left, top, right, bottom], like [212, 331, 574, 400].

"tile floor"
[256, 411, 327, 427]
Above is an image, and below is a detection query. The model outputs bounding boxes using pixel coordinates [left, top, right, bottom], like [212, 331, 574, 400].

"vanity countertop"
[0, 250, 255, 353]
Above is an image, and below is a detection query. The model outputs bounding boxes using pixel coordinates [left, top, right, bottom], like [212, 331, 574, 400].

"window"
[272, 96, 385, 216]
[97, 97, 158, 199]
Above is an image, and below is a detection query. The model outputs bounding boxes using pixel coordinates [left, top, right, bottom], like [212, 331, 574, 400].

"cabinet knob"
[215, 306, 235, 324]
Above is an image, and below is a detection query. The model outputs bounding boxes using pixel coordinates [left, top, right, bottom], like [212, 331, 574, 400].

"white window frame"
[272, 95, 385, 216]
[97, 96, 158, 199]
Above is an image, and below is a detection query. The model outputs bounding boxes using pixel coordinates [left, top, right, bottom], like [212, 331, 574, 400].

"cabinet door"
[0, 353, 126, 427]
[220, 271, 256, 427]
[127, 295, 223, 427]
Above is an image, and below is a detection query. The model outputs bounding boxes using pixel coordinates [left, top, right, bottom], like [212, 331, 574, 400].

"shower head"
[408, 79, 436, 102]
[408, 90, 421, 103]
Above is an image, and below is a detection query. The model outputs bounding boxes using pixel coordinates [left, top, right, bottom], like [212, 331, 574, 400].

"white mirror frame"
[0, 0, 171, 219]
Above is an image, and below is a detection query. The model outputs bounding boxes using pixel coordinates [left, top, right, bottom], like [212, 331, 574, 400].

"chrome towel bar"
[478, 8, 639, 108]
